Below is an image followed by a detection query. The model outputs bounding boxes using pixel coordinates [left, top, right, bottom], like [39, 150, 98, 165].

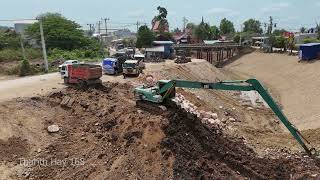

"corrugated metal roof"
[145, 46, 165, 52]
[153, 41, 174, 45]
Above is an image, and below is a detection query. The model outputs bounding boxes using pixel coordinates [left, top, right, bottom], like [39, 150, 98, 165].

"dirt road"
[0, 72, 130, 103]
[225, 52, 320, 130]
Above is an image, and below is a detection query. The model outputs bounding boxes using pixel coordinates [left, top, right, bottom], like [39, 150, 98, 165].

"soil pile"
[1, 82, 319, 179]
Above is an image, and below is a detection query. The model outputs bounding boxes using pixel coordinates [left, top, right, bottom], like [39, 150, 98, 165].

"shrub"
[48, 48, 101, 61]
[0, 48, 42, 62]
[19, 59, 31, 76]
[303, 38, 320, 44]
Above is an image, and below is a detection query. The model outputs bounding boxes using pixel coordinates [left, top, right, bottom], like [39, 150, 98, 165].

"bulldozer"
[175, 50, 192, 64]
[134, 78, 318, 157]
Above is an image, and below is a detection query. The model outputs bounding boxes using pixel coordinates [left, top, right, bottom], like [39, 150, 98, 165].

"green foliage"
[233, 34, 240, 43]
[303, 38, 320, 44]
[300, 27, 306, 33]
[0, 48, 41, 62]
[219, 18, 235, 35]
[155, 6, 168, 20]
[122, 38, 136, 47]
[273, 29, 287, 36]
[26, 13, 99, 51]
[243, 19, 262, 34]
[19, 59, 31, 76]
[194, 22, 211, 41]
[186, 23, 196, 29]
[48, 48, 101, 60]
[136, 25, 155, 48]
[210, 25, 220, 40]
[0, 30, 20, 50]
[316, 24, 320, 39]
[274, 36, 286, 48]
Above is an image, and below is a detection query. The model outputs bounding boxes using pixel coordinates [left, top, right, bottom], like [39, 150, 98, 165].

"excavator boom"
[134, 78, 317, 156]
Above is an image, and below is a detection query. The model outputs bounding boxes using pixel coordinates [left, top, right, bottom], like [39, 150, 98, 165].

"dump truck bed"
[68, 64, 102, 81]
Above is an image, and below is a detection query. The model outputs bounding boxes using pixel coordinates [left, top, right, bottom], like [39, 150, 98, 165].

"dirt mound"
[1, 82, 319, 179]
[161, 106, 320, 179]
[0, 137, 29, 162]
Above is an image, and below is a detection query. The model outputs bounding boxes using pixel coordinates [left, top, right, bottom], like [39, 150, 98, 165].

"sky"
[1, 0, 320, 32]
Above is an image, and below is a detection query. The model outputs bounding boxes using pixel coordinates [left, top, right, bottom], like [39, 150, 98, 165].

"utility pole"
[239, 24, 243, 46]
[19, 34, 26, 60]
[182, 17, 188, 32]
[102, 18, 110, 35]
[136, 21, 141, 32]
[39, 19, 48, 73]
[97, 21, 102, 34]
[87, 23, 94, 35]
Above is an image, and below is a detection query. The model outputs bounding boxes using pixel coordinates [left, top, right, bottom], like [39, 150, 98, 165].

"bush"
[48, 48, 102, 61]
[303, 38, 320, 44]
[0, 48, 42, 62]
[19, 59, 31, 76]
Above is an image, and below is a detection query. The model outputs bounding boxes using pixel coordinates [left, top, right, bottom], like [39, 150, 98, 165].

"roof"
[14, 20, 38, 24]
[124, 60, 139, 63]
[145, 46, 165, 52]
[252, 37, 269, 40]
[103, 58, 117, 62]
[134, 54, 145, 58]
[300, 43, 320, 47]
[204, 40, 221, 44]
[153, 41, 174, 45]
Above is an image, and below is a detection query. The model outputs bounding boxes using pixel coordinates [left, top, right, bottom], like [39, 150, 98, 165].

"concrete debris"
[47, 125, 60, 133]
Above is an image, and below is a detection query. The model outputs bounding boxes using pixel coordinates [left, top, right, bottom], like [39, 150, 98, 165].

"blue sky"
[1, 0, 320, 32]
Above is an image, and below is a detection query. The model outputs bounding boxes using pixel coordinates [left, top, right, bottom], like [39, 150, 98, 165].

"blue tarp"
[102, 58, 117, 74]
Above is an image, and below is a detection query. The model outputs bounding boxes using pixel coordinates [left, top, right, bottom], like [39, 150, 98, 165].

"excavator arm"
[134, 79, 317, 156]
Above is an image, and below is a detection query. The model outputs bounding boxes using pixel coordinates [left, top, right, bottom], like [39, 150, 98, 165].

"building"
[145, 46, 165, 59]
[14, 20, 37, 37]
[294, 33, 318, 44]
[152, 41, 174, 58]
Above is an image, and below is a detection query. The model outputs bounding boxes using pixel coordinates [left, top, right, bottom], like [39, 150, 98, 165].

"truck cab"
[59, 60, 79, 78]
[122, 60, 140, 78]
[134, 54, 146, 69]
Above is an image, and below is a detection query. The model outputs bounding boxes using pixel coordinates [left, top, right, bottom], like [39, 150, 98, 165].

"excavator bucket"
[135, 100, 168, 115]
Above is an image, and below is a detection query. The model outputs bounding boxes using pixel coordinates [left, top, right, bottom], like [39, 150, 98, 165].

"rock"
[47, 125, 60, 133]
[37, 148, 42, 153]
[247, 107, 254, 110]
[232, 107, 236, 110]
[311, 174, 318, 177]
[81, 137, 86, 141]
[229, 118, 236, 122]
[95, 123, 100, 126]
[219, 106, 223, 109]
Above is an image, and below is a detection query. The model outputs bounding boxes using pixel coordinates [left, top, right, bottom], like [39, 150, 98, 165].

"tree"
[316, 23, 320, 39]
[173, 28, 182, 34]
[26, 13, 98, 51]
[219, 18, 235, 35]
[300, 27, 306, 33]
[186, 23, 196, 29]
[136, 25, 155, 48]
[194, 22, 211, 42]
[243, 19, 263, 34]
[0, 30, 20, 50]
[273, 29, 287, 36]
[210, 25, 220, 39]
[152, 6, 169, 33]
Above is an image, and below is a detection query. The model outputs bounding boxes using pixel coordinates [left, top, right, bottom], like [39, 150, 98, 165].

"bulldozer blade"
[136, 100, 167, 115]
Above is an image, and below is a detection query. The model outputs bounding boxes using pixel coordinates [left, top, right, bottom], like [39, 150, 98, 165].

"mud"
[1, 82, 320, 179]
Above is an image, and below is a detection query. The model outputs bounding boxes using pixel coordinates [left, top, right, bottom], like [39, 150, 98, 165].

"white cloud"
[262, 2, 291, 13]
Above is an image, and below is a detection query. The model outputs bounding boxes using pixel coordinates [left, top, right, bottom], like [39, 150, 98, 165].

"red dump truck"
[61, 63, 102, 88]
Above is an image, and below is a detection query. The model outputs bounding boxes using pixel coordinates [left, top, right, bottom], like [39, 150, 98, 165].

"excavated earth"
[1, 82, 320, 179]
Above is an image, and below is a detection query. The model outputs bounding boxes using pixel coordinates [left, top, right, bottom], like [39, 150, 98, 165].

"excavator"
[134, 78, 318, 157]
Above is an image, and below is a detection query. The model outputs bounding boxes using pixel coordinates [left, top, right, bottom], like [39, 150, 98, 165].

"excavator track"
[136, 100, 168, 115]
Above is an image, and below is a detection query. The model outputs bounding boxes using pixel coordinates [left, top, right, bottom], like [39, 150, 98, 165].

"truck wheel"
[79, 80, 87, 89]
[64, 77, 69, 84]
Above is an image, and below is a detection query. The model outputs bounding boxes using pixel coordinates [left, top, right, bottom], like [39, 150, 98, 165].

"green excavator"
[134, 78, 318, 157]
